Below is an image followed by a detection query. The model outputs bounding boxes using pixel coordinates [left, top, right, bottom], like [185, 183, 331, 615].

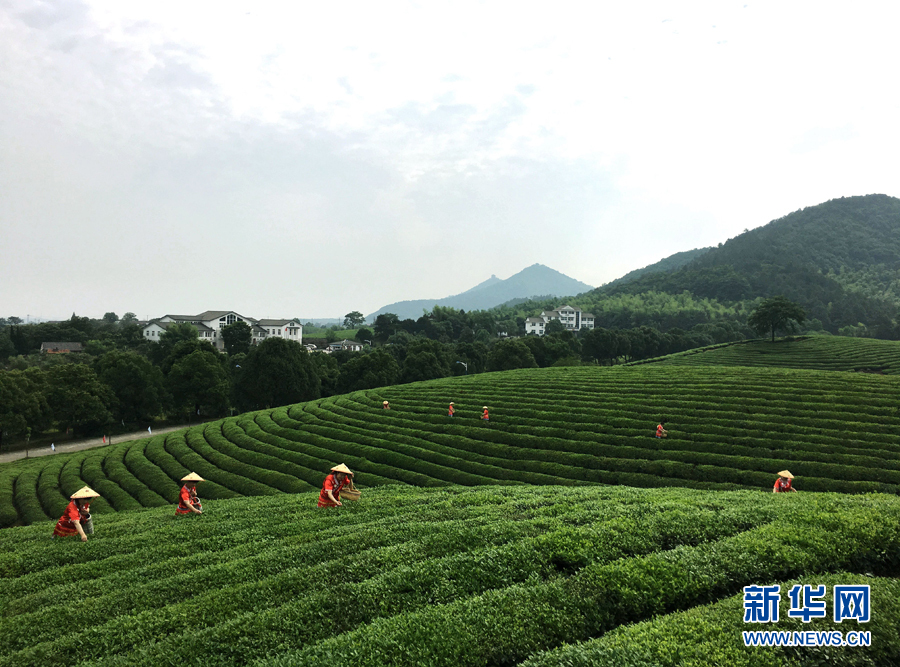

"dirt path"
[0, 425, 188, 465]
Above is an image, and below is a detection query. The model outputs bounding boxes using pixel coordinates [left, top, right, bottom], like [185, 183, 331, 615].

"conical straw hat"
[483, 406, 488, 409]
[383, 400, 389, 404]
[777, 470, 794, 479]
[70, 486, 100, 499]
[181, 472, 205, 482]
[331, 463, 354, 476]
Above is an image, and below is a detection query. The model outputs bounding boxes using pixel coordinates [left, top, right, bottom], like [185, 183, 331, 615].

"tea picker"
[52, 486, 99, 542]
[176, 472, 205, 515]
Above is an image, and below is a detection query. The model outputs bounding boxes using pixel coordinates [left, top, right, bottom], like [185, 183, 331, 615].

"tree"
[373, 313, 400, 343]
[44, 364, 115, 436]
[543, 319, 566, 335]
[343, 311, 366, 328]
[355, 327, 374, 344]
[233, 338, 320, 411]
[120, 312, 138, 325]
[221, 321, 252, 356]
[0, 369, 51, 445]
[336, 349, 401, 393]
[487, 339, 538, 372]
[748, 296, 807, 342]
[94, 350, 168, 422]
[310, 353, 340, 397]
[401, 339, 453, 383]
[150, 322, 200, 367]
[102, 312, 119, 325]
[0, 329, 15, 361]
[8, 316, 23, 325]
[168, 350, 230, 418]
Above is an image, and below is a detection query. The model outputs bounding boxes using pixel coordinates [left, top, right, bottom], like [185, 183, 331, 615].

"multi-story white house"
[142, 311, 302, 350]
[525, 305, 596, 336]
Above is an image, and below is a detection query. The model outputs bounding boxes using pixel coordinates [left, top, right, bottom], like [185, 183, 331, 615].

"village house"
[142, 311, 302, 350]
[327, 339, 364, 353]
[525, 305, 596, 336]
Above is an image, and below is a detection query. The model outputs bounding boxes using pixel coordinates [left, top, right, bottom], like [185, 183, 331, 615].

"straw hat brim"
[70, 486, 100, 499]
[331, 463, 354, 476]
[777, 470, 794, 479]
[181, 472, 205, 482]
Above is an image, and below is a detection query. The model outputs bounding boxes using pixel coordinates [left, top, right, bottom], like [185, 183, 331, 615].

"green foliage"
[748, 296, 807, 342]
[487, 338, 538, 371]
[167, 349, 231, 418]
[43, 364, 114, 435]
[11, 486, 893, 666]
[336, 350, 401, 393]
[343, 311, 366, 328]
[233, 338, 320, 411]
[401, 338, 454, 383]
[0, 369, 51, 441]
[220, 321, 253, 356]
[94, 350, 168, 422]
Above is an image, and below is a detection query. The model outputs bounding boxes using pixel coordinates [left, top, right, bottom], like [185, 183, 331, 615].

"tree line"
[0, 296, 806, 448]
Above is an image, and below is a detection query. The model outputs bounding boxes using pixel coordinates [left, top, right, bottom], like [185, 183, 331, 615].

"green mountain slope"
[595, 194, 900, 335]
[1, 486, 897, 666]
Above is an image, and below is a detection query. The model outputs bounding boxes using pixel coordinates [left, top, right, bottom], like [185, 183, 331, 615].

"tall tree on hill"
[748, 296, 806, 342]
[343, 311, 366, 328]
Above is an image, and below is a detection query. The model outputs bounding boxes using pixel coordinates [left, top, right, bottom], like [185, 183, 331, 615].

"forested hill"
[594, 194, 900, 335]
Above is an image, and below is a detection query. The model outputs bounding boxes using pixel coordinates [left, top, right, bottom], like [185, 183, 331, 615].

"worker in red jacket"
[53, 486, 99, 541]
[318, 463, 354, 507]
[773, 470, 797, 493]
[448, 402, 455, 417]
[482, 406, 489, 421]
[176, 472, 204, 515]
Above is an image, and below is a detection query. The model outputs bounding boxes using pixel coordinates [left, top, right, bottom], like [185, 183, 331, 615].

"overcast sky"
[3, 1, 899, 322]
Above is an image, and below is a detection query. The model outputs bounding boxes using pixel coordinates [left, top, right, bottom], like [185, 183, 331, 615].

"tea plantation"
[643, 335, 900, 374]
[1, 486, 898, 666]
[5, 353, 900, 528]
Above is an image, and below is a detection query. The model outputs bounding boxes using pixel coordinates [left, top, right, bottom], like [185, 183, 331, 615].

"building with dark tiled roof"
[142, 311, 302, 350]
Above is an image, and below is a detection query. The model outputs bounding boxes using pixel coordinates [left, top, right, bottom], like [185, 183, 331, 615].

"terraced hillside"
[1, 486, 898, 666]
[4, 362, 900, 527]
[643, 335, 900, 374]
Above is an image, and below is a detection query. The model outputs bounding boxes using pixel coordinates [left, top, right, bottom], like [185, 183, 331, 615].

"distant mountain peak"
[368, 265, 593, 321]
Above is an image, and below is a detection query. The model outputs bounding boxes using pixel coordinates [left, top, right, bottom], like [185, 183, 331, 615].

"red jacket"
[773, 477, 793, 493]
[318, 474, 347, 507]
[54, 500, 90, 537]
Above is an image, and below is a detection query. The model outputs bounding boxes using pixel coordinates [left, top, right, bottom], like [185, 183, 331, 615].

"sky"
[2, 0, 900, 322]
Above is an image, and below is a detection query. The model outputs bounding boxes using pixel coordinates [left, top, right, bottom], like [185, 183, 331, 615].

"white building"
[525, 305, 596, 336]
[142, 311, 302, 350]
[327, 339, 364, 352]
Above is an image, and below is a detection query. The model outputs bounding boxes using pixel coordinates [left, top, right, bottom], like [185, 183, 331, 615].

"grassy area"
[1, 486, 897, 666]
